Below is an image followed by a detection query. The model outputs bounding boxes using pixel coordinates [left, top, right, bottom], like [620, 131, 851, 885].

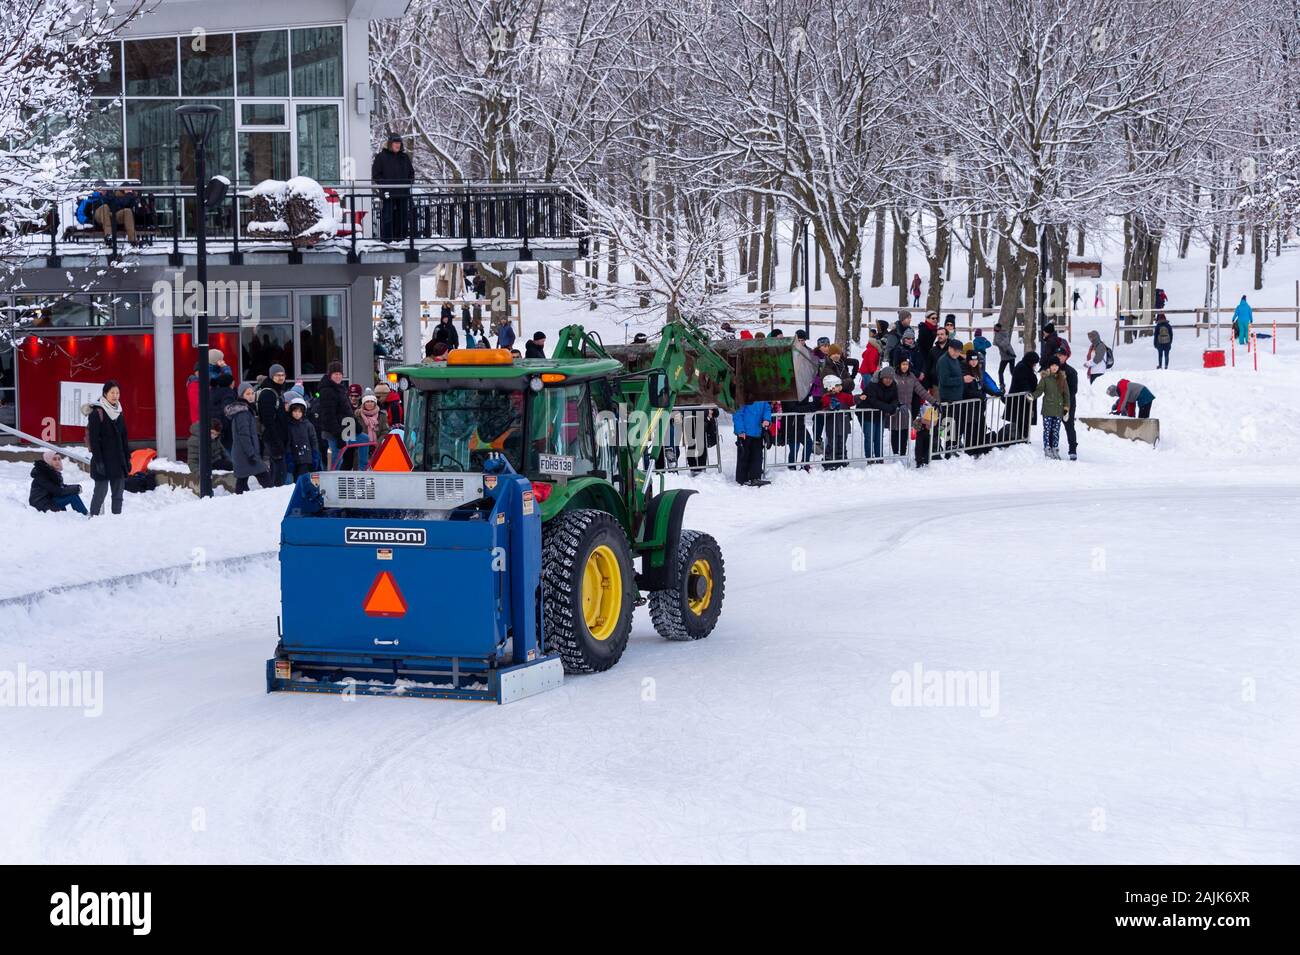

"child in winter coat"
[284, 396, 322, 478]
[818, 374, 854, 469]
[1031, 356, 1070, 459]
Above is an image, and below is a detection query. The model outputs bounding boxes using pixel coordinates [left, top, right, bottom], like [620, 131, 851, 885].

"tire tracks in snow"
[0, 550, 277, 610]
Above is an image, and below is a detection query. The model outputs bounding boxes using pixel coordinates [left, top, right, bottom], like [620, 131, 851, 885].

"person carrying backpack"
[1084, 331, 1113, 384]
[1153, 314, 1173, 369]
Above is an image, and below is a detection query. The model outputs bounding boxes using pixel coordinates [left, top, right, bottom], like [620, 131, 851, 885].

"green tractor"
[390, 321, 816, 673]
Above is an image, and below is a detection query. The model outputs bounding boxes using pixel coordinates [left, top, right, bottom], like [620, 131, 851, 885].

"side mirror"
[646, 370, 671, 409]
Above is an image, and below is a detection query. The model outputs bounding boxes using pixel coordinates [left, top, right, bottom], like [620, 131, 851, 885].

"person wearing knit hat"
[354, 388, 390, 467]
[285, 394, 321, 477]
[226, 381, 272, 492]
[256, 363, 291, 485]
[28, 449, 87, 514]
[372, 379, 402, 428]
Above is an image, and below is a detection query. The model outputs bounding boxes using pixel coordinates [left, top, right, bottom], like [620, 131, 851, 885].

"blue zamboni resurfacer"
[266, 456, 564, 704]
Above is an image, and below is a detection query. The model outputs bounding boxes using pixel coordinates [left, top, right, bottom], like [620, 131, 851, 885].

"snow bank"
[0, 459, 287, 600]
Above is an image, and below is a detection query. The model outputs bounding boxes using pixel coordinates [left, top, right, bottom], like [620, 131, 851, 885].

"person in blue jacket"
[732, 400, 772, 486]
[1233, 295, 1252, 345]
[495, 317, 517, 350]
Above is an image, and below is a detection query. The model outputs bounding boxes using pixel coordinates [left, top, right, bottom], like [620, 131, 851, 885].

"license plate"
[537, 453, 575, 476]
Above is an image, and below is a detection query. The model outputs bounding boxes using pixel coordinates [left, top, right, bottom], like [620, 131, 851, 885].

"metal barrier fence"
[759, 393, 1034, 473]
[640, 406, 725, 477]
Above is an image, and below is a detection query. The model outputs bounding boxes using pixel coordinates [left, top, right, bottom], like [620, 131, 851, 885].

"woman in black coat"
[84, 380, 129, 516]
[1006, 351, 1040, 439]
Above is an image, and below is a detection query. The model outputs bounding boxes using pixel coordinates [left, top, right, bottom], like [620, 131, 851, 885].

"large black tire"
[541, 508, 637, 673]
[648, 529, 725, 641]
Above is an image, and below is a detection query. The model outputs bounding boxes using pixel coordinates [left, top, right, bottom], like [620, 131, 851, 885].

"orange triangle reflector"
[370, 432, 413, 472]
[363, 571, 408, 618]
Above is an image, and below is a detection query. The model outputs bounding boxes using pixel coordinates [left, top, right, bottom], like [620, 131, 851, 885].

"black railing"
[42, 180, 587, 263]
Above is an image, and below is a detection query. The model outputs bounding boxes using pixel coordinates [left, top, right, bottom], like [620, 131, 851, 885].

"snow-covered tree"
[0, 0, 144, 344]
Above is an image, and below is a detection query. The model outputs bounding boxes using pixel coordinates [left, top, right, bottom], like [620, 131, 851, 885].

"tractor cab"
[396, 349, 633, 492]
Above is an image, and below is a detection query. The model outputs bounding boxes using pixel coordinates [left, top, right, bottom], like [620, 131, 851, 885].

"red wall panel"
[17, 330, 241, 446]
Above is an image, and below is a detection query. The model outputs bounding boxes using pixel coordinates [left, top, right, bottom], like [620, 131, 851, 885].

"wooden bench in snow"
[1080, 416, 1160, 446]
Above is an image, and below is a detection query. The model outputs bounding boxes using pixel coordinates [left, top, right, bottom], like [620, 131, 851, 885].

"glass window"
[291, 26, 343, 98]
[236, 31, 289, 97]
[109, 294, 147, 327]
[258, 293, 291, 322]
[240, 103, 285, 126]
[124, 37, 178, 96]
[83, 102, 124, 180]
[18, 296, 109, 329]
[176, 98, 235, 184]
[181, 32, 234, 96]
[241, 324, 294, 380]
[417, 388, 525, 473]
[239, 130, 290, 184]
[526, 383, 598, 477]
[296, 104, 339, 182]
[92, 43, 122, 97]
[296, 293, 344, 377]
[126, 100, 181, 183]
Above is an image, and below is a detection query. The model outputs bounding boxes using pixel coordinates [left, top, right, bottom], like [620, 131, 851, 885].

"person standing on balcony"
[372, 133, 414, 242]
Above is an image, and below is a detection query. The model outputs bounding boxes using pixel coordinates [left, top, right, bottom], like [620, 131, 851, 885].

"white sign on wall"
[59, 381, 105, 428]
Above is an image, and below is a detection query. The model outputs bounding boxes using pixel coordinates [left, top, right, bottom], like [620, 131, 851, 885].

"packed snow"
[2, 248, 1298, 863]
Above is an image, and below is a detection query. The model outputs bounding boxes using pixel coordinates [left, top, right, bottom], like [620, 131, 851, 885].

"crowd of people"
[724, 311, 1158, 485]
[184, 350, 405, 494]
[26, 303, 1167, 514]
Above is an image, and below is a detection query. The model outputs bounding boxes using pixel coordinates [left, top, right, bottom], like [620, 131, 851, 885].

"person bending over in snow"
[1107, 379, 1156, 419]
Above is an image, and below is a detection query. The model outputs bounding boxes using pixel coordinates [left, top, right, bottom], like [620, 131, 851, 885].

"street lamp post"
[176, 104, 224, 498]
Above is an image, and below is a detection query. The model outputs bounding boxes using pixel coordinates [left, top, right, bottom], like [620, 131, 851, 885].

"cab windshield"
[412, 387, 525, 473]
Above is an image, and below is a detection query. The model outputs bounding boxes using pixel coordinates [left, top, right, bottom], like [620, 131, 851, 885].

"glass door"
[294, 291, 345, 378]
[295, 102, 341, 183]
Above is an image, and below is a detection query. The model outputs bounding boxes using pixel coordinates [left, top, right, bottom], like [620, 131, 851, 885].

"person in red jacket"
[1106, 379, 1156, 418]
[859, 328, 884, 385]
[186, 362, 201, 427]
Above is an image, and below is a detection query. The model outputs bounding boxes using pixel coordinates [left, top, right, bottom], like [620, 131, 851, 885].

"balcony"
[13, 180, 589, 271]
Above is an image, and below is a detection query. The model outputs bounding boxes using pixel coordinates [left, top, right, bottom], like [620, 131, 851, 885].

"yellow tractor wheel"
[648, 530, 725, 641]
[541, 509, 636, 673]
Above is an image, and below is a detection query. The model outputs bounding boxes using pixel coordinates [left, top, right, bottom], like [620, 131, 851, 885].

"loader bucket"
[606, 336, 819, 405]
